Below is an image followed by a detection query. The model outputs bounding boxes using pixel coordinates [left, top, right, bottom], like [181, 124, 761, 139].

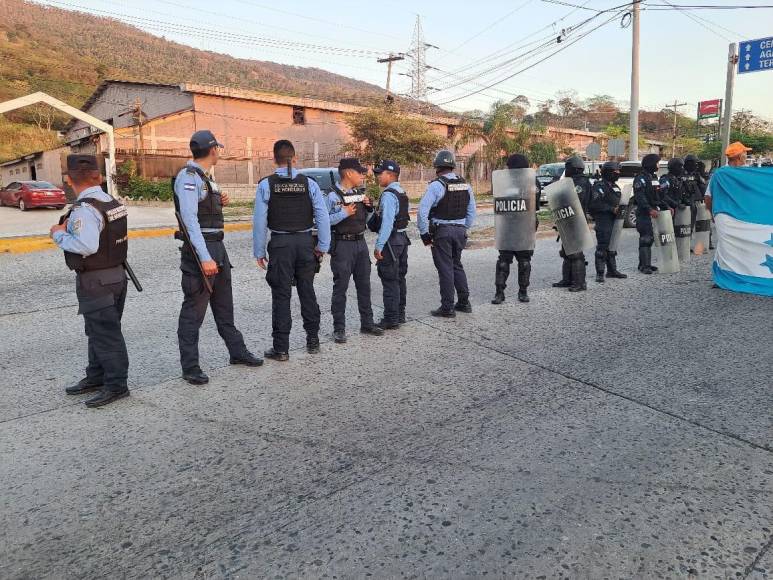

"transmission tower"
[410, 16, 427, 101]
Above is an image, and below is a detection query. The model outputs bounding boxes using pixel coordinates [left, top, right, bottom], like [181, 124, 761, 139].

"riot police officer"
[589, 161, 627, 282]
[253, 140, 331, 360]
[683, 154, 703, 231]
[492, 153, 540, 304]
[174, 130, 262, 385]
[50, 155, 130, 408]
[633, 153, 669, 274]
[553, 155, 590, 292]
[372, 160, 410, 329]
[659, 158, 687, 210]
[417, 150, 477, 317]
[327, 158, 383, 343]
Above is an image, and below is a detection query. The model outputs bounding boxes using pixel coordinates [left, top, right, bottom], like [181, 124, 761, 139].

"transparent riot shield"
[673, 205, 692, 263]
[493, 168, 537, 252]
[608, 183, 633, 253]
[653, 210, 681, 274]
[546, 178, 594, 256]
[693, 202, 711, 255]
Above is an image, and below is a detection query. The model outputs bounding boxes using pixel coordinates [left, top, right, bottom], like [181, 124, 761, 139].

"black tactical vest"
[266, 174, 314, 232]
[390, 188, 410, 230]
[431, 176, 469, 220]
[333, 188, 368, 235]
[683, 173, 703, 202]
[64, 198, 128, 272]
[172, 166, 224, 229]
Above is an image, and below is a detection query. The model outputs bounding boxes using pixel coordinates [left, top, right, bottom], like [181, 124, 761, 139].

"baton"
[385, 240, 399, 275]
[123, 261, 143, 292]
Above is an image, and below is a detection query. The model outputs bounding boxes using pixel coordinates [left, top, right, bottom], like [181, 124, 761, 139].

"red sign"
[697, 99, 721, 119]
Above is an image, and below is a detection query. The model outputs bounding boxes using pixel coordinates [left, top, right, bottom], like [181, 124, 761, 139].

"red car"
[0, 181, 67, 211]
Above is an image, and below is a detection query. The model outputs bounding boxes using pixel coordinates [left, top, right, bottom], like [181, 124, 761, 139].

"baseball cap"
[66, 154, 99, 172]
[338, 157, 367, 174]
[190, 130, 224, 151]
[373, 159, 400, 175]
[725, 141, 752, 157]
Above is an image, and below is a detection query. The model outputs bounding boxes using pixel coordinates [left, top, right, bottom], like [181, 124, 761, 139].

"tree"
[343, 106, 445, 166]
[454, 100, 536, 177]
[528, 141, 558, 166]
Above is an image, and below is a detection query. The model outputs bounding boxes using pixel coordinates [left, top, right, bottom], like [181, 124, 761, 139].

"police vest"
[431, 176, 469, 220]
[333, 188, 368, 235]
[172, 166, 224, 230]
[64, 198, 128, 272]
[683, 173, 702, 202]
[571, 175, 592, 214]
[391, 188, 410, 230]
[589, 181, 620, 215]
[633, 172, 659, 212]
[266, 174, 314, 232]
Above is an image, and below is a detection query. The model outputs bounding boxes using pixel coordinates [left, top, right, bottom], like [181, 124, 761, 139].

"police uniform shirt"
[252, 167, 331, 260]
[326, 184, 367, 227]
[173, 160, 219, 263]
[376, 182, 407, 252]
[417, 172, 477, 235]
[52, 186, 112, 256]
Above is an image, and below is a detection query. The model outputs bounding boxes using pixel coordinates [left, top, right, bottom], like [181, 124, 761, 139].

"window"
[447, 125, 456, 139]
[292, 106, 306, 125]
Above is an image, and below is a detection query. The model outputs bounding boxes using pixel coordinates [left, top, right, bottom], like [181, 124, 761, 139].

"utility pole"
[377, 53, 405, 103]
[720, 43, 738, 166]
[132, 97, 146, 178]
[629, 0, 640, 161]
[667, 100, 688, 156]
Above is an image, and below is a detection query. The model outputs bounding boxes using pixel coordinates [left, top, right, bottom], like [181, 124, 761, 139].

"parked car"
[536, 163, 564, 204]
[617, 161, 669, 227]
[297, 168, 340, 194]
[0, 181, 67, 211]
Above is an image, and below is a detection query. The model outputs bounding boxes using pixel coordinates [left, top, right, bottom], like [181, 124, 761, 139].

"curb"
[0, 222, 253, 255]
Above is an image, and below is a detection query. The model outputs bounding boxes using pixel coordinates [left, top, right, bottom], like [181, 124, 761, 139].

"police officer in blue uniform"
[589, 161, 627, 282]
[633, 153, 667, 274]
[50, 155, 130, 408]
[253, 140, 331, 360]
[327, 158, 383, 343]
[371, 160, 410, 329]
[418, 150, 477, 317]
[174, 130, 262, 385]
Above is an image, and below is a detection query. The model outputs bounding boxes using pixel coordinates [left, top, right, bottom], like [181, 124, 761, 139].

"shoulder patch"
[183, 182, 196, 191]
[70, 217, 83, 234]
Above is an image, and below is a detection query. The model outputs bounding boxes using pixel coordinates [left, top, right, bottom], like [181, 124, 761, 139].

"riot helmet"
[667, 158, 684, 176]
[641, 154, 660, 173]
[601, 161, 621, 182]
[433, 149, 456, 170]
[684, 154, 698, 172]
[506, 153, 529, 169]
[564, 155, 585, 177]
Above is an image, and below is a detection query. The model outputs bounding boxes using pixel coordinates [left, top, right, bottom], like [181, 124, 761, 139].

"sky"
[38, 0, 773, 121]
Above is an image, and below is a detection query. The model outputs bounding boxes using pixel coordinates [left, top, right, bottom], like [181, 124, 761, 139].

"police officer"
[253, 140, 331, 360]
[589, 161, 627, 282]
[174, 130, 262, 385]
[659, 158, 687, 211]
[682, 154, 703, 231]
[327, 158, 383, 343]
[552, 155, 590, 292]
[372, 160, 410, 329]
[492, 153, 540, 304]
[50, 155, 130, 408]
[418, 150, 477, 317]
[633, 153, 669, 274]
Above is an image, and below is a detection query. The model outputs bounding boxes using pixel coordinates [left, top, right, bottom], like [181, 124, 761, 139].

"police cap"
[338, 157, 368, 174]
[190, 130, 223, 152]
[66, 154, 99, 172]
[373, 159, 400, 175]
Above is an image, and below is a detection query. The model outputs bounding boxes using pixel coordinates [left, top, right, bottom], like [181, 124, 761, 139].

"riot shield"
[653, 210, 680, 274]
[673, 206, 692, 263]
[608, 183, 633, 253]
[546, 178, 594, 256]
[493, 168, 537, 252]
[692, 202, 711, 255]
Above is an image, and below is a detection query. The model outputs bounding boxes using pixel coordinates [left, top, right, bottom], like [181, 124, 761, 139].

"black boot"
[639, 246, 654, 274]
[552, 257, 572, 288]
[491, 258, 509, 304]
[568, 257, 587, 292]
[594, 250, 606, 284]
[517, 259, 530, 302]
[605, 251, 627, 278]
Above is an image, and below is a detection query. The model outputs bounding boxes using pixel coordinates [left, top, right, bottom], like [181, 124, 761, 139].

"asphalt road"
[1, 221, 771, 579]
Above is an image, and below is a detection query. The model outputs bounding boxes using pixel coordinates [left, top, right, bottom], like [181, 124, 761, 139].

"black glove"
[421, 232, 433, 246]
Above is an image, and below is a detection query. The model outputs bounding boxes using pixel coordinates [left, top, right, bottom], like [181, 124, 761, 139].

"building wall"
[66, 83, 193, 143]
[0, 160, 30, 186]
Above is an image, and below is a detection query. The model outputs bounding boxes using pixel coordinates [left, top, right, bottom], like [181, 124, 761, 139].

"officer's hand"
[202, 260, 219, 276]
[49, 221, 67, 238]
[221, 192, 231, 206]
[256, 258, 267, 270]
[649, 209, 659, 219]
[342, 204, 356, 217]
[670, 208, 676, 217]
[363, 196, 373, 209]
[313, 248, 325, 262]
[374, 249, 383, 261]
[421, 233, 433, 247]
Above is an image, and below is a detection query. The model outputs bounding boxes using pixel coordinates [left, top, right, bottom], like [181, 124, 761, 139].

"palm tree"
[454, 98, 535, 180]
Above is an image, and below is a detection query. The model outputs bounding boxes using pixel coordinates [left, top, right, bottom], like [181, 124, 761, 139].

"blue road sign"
[739, 37, 773, 74]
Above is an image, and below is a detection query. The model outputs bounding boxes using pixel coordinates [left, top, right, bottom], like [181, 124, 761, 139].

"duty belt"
[202, 230, 224, 242]
[270, 230, 312, 236]
[434, 222, 466, 228]
[334, 232, 365, 241]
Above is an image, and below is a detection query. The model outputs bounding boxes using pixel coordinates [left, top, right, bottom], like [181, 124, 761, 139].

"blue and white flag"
[710, 166, 773, 297]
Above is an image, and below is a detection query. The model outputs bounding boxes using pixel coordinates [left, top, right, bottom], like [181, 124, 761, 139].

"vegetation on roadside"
[115, 160, 173, 201]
